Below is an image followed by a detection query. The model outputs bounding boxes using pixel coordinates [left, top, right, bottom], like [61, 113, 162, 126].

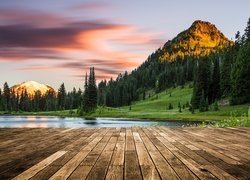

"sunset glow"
[0, 0, 249, 90]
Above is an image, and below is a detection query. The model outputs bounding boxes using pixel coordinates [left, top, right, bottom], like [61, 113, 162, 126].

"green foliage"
[231, 42, 250, 104]
[81, 67, 98, 114]
[203, 107, 250, 127]
[57, 83, 66, 110]
[213, 100, 219, 111]
[168, 103, 173, 110]
[199, 90, 206, 112]
[3, 82, 11, 112]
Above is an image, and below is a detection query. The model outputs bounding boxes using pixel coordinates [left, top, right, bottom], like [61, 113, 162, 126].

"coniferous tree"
[88, 67, 98, 112]
[199, 90, 206, 112]
[244, 18, 250, 42]
[19, 89, 29, 111]
[45, 89, 57, 111]
[221, 48, 233, 97]
[191, 57, 211, 109]
[10, 89, 18, 112]
[210, 57, 221, 103]
[58, 83, 66, 110]
[0, 89, 3, 111]
[82, 72, 89, 113]
[3, 82, 11, 112]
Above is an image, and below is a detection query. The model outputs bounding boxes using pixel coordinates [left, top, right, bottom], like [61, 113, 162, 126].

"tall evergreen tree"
[19, 89, 30, 111]
[45, 89, 57, 111]
[0, 89, 4, 111]
[244, 17, 250, 42]
[191, 57, 211, 109]
[88, 67, 98, 112]
[210, 57, 221, 103]
[3, 82, 11, 112]
[81, 67, 98, 113]
[82, 72, 89, 113]
[57, 83, 66, 110]
[98, 80, 107, 106]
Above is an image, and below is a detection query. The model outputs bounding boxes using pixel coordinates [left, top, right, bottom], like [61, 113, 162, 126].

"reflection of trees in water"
[84, 120, 98, 126]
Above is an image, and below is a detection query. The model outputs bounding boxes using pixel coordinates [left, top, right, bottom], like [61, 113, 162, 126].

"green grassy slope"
[1, 85, 249, 122]
[92, 85, 249, 121]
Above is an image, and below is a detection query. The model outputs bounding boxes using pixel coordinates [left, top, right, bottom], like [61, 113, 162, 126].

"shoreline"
[0, 111, 231, 122]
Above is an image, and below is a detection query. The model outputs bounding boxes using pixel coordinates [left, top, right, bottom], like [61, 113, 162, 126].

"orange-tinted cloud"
[0, 6, 164, 81]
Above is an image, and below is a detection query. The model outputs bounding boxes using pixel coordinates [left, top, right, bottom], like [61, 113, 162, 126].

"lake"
[0, 116, 207, 128]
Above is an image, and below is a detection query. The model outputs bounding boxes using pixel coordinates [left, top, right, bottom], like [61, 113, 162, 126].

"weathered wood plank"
[13, 151, 67, 180]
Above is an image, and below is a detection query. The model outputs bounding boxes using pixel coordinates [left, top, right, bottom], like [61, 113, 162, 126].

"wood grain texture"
[0, 127, 248, 179]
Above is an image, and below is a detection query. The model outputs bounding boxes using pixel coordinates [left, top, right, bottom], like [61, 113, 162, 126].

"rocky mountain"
[11, 81, 56, 96]
[159, 20, 233, 62]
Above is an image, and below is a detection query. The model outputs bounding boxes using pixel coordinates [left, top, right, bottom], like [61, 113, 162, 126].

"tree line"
[0, 67, 98, 113]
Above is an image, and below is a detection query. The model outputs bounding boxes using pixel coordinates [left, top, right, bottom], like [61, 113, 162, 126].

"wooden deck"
[0, 127, 249, 179]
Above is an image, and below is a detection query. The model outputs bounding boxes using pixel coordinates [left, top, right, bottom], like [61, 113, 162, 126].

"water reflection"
[0, 116, 208, 128]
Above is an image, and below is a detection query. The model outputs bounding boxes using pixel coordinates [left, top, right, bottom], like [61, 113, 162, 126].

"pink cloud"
[0, 7, 165, 81]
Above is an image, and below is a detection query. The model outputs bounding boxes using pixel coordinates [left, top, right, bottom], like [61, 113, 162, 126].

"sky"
[0, 0, 249, 91]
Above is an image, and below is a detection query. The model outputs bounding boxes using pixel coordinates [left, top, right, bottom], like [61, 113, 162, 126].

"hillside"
[100, 20, 233, 108]
[94, 86, 249, 121]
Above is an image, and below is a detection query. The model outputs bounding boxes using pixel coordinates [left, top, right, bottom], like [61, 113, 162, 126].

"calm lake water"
[0, 116, 206, 128]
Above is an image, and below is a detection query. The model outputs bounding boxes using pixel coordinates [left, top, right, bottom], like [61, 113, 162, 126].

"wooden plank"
[50, 129, 109, 179]
[86, 136, 117, 180]
[140, 128, 180, 180]
[133, 132, 160, 180]
[13, 151, 67, 180]
[0, 128, 84, 179]
[106, 131, 125, 180]
[68, 129, 116, 179]
[124, 128, 142, 180]
[30, 129, 100, 180]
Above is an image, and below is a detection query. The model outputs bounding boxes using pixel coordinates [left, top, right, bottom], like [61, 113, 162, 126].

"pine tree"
[191, 57, 211, 109]
[58, 83, 66, 110]
[244, 17, 250, 42]
[178, 102, 181, 108]
[19, 89, 30, 111]
[81, 67, 98, 113]
[168, 103, 173, 110]
[82, 72, 89, 113]
[221, 48, 233, 97]
[199, 90, 206, 112]
[210, 57, 221, 103]
[179, 106, 182, 113]
[0, 89, 3, 111]
[3, 82, 11, 112]
[88, 67, 98, 112]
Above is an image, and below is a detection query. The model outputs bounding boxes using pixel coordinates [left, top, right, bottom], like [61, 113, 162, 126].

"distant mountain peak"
[160, 20, 233, 61]
[11, 81, 56, 96]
